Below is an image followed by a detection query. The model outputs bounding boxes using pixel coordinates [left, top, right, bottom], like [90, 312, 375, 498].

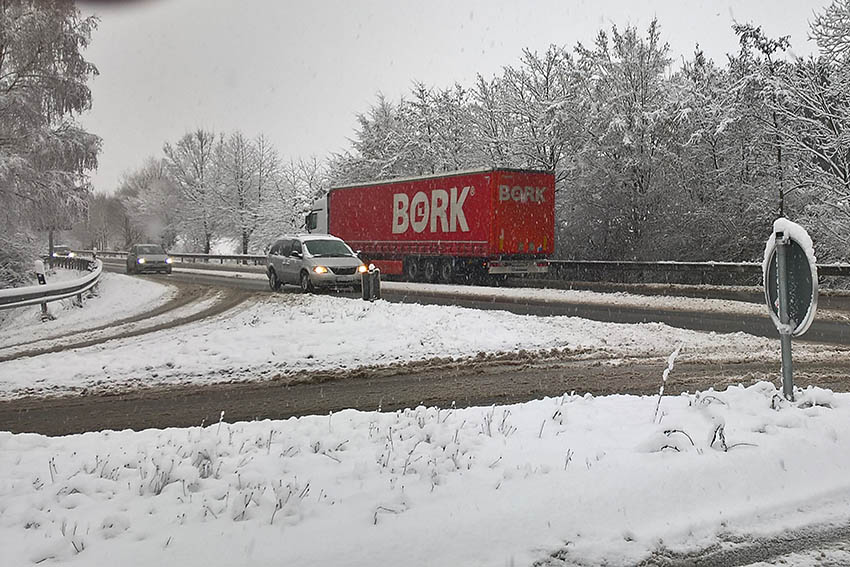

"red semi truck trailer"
[305, 168, 554, 283]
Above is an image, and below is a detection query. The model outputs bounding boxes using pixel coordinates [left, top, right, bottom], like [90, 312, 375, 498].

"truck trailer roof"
[329, 167, 555, 192]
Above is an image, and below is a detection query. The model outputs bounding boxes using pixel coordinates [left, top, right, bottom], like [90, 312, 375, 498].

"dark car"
[51, 245, 75, 258]
[126, 244, 173, 274]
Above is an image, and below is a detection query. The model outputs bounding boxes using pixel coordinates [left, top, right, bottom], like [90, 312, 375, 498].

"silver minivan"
[267, 234, 367, 293]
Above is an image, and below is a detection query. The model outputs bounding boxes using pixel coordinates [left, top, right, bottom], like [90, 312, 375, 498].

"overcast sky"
[78, 0, 831, 194]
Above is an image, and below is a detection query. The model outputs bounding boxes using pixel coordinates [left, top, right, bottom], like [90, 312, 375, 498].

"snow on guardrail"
[0, 259, 103, 310]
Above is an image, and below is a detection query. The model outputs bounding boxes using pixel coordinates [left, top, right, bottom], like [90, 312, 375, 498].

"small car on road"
[267, 234, 366, 293]
[126, 244, 173, 274]
[51, 245, 75, 258]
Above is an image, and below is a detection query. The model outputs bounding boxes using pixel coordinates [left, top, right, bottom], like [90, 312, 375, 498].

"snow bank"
[1, 383, 849, 566]
[0, 294, 787, 399]
[0, 272, 173, 348]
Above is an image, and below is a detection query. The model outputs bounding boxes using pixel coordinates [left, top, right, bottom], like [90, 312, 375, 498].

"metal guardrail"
[82, 249, 850, 286]
[0, 258, 103, 310]
[86, 250, 266, 265]
[547, 259, 850, 286]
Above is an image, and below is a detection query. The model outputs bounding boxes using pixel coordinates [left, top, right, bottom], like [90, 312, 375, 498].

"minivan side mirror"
[290, 251, 302, 258]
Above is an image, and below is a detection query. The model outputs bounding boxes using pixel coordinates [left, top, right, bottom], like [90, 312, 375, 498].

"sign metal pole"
[775, 231, 794, 401]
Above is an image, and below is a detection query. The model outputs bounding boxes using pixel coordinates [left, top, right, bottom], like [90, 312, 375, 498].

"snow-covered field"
[3, 271, 850, 565]
[2, 383, 850, 566]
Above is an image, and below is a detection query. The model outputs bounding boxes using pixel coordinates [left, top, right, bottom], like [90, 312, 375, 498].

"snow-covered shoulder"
[0, 293, 794, 399]
[0, 272, 174, 347]
[1, 382, 848, 566]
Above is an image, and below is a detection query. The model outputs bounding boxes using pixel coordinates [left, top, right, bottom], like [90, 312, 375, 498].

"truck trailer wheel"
[437, 259, 454, 284]
[422, 259, 438, 283]
[403, 258, 421, 282]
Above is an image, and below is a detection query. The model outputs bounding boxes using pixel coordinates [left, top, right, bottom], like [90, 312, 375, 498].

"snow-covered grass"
[2, 382, 849, 566]
[0, 272, 173, 348]
[1, 292, 834, 400]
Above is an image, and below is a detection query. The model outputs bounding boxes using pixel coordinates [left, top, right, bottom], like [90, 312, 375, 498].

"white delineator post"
[34, 259, 50, 322]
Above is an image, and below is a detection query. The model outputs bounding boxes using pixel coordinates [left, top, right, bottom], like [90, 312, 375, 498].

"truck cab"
[305, 197, 328, 234]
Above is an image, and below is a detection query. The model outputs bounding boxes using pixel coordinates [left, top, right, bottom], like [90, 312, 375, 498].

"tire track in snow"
[0, 285, 254, 362]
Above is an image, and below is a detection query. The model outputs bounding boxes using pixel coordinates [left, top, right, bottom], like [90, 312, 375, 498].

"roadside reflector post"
[371, 266, 381, 300]
[361, 268, 371, 300]
[775, 231, 794, 401]
[361, 264, 381, 301]
[34, 259, 52, 322]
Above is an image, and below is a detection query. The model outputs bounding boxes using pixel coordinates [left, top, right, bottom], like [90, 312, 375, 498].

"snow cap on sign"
[761, 217, 819, 337]
[762, 218, 817, 279]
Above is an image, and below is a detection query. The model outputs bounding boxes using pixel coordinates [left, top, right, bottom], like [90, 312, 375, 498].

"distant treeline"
[5, 2, 850, 290]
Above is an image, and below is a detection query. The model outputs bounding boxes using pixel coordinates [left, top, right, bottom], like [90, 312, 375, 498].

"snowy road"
[100, 260, 850, 345]
[3, 354, 850, 436]
[2, 266, 850, 566]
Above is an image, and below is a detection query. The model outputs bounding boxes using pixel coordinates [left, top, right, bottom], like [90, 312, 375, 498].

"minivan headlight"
[313, 265, 328, 274]
[357, 264, 368, 274]
[68, 252, 76, 258]
[137, 258, 146, 264]
[166, 257, 173, 264]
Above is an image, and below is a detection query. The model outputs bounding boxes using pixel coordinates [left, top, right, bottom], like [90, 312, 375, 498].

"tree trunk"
[48, 229, 54, 269]
[242, 231, 249, 255]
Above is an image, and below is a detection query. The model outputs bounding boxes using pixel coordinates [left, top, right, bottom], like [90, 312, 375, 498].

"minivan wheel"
[300, 271, 314, 293]
[268, 269, 281, 291]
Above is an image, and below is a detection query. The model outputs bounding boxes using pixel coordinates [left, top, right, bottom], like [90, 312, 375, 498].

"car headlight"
[166, 257, 173, 264]
[313, 265, 328, 274]
[68, 252, 76, 258]
[52, 252, 58, 257]
[137, 258, 146, 264]
[357, 264, 368, 274]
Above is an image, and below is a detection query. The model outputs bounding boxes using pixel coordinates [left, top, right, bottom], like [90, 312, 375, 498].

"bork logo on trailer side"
[392, 186, 471, 234]
[498, 185, 546, 203]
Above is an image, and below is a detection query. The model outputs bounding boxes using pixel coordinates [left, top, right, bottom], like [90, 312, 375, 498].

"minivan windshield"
[304, 239, 353, 257]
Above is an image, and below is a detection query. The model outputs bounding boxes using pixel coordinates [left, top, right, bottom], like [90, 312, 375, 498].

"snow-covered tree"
[730, 24, 793, 218]
[811, 0, 850, 61]
[215, 131, 266, 254]
[561, 21, 677, 259]
[470, 74, 517, 167]
[500, 46, 575, 180]
[164, 130, 220, 253]
[120, 158, 179, 248]
[433, 83, 479, 170]
[0, 0, 100, 285]
[770, 0, 850, 259]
